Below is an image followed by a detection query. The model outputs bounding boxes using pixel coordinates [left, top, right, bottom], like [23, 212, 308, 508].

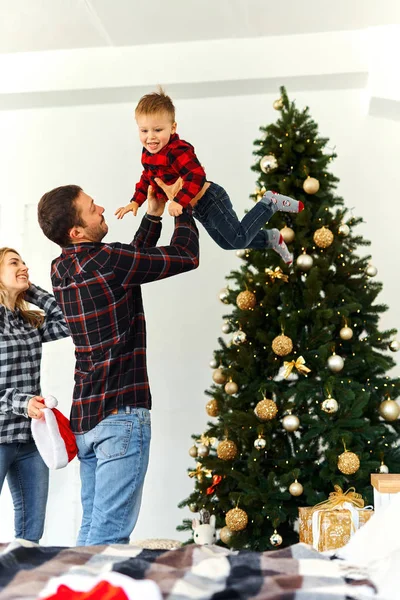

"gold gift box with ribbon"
[298, 486, 374, 551]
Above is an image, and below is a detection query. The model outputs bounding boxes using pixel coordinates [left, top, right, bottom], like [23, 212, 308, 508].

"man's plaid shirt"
[51, 210, 199, 434]
[0, 284, 69, 444]
[132, 133, 207, 208]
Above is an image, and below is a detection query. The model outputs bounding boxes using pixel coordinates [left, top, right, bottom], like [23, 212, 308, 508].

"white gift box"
[371, 474, 400, 512]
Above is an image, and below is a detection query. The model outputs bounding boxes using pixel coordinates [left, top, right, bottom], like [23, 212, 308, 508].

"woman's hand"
[27, 396, 45, 420]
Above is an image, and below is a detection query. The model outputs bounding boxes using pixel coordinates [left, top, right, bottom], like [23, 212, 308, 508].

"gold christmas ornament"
[321, 396, 339, 414]
[206, 399, 219, 417]
[365, 264, 378, 277]
[389, 340, 400, 352]
[327, 353, 344, 373]
[265, 267, 289, 283]
[189, 445, 198, 458]
[270, 530, 283, 546]
[219, 526, 234, 545]
[338, 223, 350, 236]
[280, 225, 295, 244]
[296, 253, 313, 271]
[255, 398, 278, 421]
[236, 249, 247, 258]
[254, 186, 267, 202]
[212, 369, 226, 384]
[236, 290, 256, 310]
[189, 503, 198, 512]
[283, 356, 311, 379]
[303, 176, 320, 194]
[217, 439, 238, 461]
[272, 334, 293, 356]
[273, 97, 283, 110]
[379, 399, 400, 421]
[313, 226, 334, 248]
[289, 480, 303, 496]
[218, 288, 230, 304]
[337, 451, 360, 475]
[282, 414, 300, 432]
[225, 380, 239, 395]
[225, 507, 248, 531]
[340, 326, 353, 341]
[260, 154, 278, 174]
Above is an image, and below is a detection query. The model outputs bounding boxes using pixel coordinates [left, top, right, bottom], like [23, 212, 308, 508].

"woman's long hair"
[0, 247, 44, 328]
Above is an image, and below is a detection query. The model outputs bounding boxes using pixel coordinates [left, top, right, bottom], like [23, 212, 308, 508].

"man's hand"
[147, 186, 166, 217]
[27, 396, 45, 420]
[154, 177, 183, 201]
[168, 202, 184, 217]
[115, 201, 139, 219]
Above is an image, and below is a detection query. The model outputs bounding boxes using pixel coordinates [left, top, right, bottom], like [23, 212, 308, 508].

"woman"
[0, 247, 69, 542]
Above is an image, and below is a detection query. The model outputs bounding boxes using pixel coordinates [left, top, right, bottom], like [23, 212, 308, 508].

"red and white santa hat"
[31, 396, 77, 470]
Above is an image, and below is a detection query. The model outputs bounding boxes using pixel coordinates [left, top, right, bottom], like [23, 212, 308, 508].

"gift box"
[371, 474, 400, 512]
[298, 486, 373, 552]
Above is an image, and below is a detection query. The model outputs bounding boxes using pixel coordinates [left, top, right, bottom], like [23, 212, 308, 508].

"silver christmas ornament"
[222, 322, 231, 334]
[389, 340, 400, 352]
[209, 358, 218, 369]
[379, 463, 389, 474]
[321, 397, 339, 414]
[365, 264, 378, 277]
[232, 330, 247, 345]
[327, 353, 344, 373]
[270, 530, 283, 546]
[282, 414, 300, 432]
[260, 154, 278, 174]
[379, 399, 400, 421]
[197, 444, 210, 458]
[189, 445, 198, 458]
[254, 437, 267, 451]
[338, 223, 350, 236]
[296, 253, 313, 271]
[218, 288, 230, 304]
[236, 249, 247, 258]
[340, 326, 353, 341]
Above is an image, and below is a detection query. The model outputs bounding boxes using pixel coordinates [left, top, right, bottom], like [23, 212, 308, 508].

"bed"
[0, 539, 377, 599]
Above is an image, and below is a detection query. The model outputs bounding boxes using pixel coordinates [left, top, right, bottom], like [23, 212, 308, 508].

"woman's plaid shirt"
[0, 284, 70, 444]
[51, 210, 199, 434]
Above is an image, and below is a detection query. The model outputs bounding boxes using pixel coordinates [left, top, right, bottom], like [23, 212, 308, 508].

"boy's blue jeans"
[192, 182, 276, 249]
[75, 406, 151, 546]
[0, 441, 49, 543]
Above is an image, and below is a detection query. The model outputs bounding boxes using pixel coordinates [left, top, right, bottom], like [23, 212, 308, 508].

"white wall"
[0, 85, 399, 545]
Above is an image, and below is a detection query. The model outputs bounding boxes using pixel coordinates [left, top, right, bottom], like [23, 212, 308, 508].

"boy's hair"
[38, 185, 84, 247]
[135, 87, 175, 122]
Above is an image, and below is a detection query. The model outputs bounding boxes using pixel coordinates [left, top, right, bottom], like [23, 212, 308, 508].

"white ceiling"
[0, 0, 399, 54]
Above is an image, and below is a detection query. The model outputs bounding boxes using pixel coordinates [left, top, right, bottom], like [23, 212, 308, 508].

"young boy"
[115, 90, 304, 263]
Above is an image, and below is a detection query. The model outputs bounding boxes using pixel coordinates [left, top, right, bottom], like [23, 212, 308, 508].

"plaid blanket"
[0, 540, 377, 600]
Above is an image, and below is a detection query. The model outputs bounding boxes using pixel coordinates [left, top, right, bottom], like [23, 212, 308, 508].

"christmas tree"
[178, 87, 400, 550]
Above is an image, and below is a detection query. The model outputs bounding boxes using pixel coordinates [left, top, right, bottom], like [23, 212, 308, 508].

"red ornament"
[206, 475, 222, 495]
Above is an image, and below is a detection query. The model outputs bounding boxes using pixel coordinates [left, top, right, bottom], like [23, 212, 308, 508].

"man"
[37, 180, 199, 546]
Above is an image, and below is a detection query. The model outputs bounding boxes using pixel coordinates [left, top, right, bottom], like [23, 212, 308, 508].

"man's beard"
[84, 219, 108, 242]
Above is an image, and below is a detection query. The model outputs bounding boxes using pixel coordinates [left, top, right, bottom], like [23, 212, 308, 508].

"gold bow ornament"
[189, 462, 212, 481]
[265, 267, 289, 283]
[283, 356, 311, 379]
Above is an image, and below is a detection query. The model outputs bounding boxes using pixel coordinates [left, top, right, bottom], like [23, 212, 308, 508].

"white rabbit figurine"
[192, 509, 217, 545]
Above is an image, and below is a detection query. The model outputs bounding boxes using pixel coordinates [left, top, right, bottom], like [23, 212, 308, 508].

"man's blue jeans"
[0, 441, 49, 543]
[75, 407, 151, 546]
[193, 182, 276, 249]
